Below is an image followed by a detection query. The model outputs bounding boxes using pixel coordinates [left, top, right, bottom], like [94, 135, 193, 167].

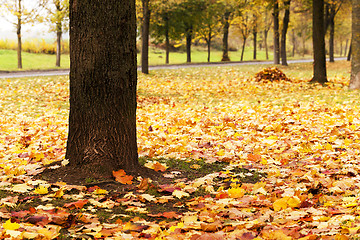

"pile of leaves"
[254, 67, 291, 82]
[2, 62, 360, 239]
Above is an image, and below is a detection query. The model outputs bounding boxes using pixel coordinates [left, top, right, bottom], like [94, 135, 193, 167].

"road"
[0, 58, 347, 79]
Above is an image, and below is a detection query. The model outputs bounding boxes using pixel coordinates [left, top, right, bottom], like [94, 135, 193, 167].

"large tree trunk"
[281, 0, 290, 66]
[141, 0, 150, 74]
[221, 11, 230, 61]
[311, 0, 327, 84]
[273, 0, 280, 64]
[66, 0, 139, 178]
[186, 28, 192, 63]
[16, 0, 22, 69]
[349, 0, 360, 89]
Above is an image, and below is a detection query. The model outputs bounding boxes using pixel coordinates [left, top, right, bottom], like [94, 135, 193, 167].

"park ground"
[0, 60, 360, 239]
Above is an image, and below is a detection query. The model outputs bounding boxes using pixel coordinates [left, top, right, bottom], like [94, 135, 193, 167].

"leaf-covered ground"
[1, 61, 360, 239]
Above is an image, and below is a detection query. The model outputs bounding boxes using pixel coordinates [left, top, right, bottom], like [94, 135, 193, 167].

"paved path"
[0, 58, 347, 79]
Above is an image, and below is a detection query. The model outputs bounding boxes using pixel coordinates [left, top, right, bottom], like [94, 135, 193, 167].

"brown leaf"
[200, 220, 223, 232]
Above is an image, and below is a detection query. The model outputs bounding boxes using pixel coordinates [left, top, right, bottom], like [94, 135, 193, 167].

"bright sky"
[0, 15, 60, 40]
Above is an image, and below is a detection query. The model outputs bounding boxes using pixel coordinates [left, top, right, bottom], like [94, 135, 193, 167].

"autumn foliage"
[0, 61, 358, 239]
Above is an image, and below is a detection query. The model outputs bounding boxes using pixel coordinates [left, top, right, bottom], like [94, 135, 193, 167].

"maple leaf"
[2, 219, 20, 230]
[64, 199, 89, 209]
[33, 185, 49, 195]
[113, 169, 133, 184]
[172, 189, 190, 199]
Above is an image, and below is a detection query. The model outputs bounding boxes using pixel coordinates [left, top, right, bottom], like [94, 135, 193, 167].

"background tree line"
[0, 0, 352, 71]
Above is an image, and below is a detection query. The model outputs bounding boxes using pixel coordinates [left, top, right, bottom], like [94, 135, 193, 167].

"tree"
[65, 0, 140, 178]
[141, 0, 150, 74]
[1, 0, 47, 69]
[46, 0, 69, 67]
[273, 0, 280, 64]
[311, 0, 327, 84]
[349, 0, 360, 89]
[196, 1, 222, 62]
[324, 0, 344, 62]
[281, 0, 291, 66]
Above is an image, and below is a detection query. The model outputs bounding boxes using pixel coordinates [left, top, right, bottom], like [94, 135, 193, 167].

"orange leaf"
[64, 199, 89, 209]
[113, 170, 133, 184]
[153, 162, 167, 172]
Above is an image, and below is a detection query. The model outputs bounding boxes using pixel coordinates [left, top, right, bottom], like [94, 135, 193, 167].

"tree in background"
[324, 0, 345, 62]
[273, 0, 280, 64]
[311, 0, 327, 84]
[177, 0, 206, 63]
[65, 0, 141, 178]
[281, 0, 291, 66]
[1, 0, 47, 69]
[46, 0, 69, 67]
[151, 0, 181, 64]
[196, 0, 222, 62]
[349, 0, 360, 89]
[141, 0, 150, 74]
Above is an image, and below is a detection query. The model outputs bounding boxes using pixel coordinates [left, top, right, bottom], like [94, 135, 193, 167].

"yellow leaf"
[228, 187, 245, 198]
[93, 188, 108, 195]
[3, 219, 20, 230]
[172, 190, 190, 199]
[273, 197, 288, 211]
[287, 196, 301, 208]
[216, 149, 225, 156]
[33, 185, 49, 195]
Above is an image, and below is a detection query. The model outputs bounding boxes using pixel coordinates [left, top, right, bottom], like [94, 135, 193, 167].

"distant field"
[0, 47, 280, 71]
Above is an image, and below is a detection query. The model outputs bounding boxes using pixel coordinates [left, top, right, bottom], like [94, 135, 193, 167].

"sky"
[0, 16, 60, 40]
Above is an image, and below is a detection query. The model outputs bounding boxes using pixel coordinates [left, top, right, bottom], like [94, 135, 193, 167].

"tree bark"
[281, 0, 290, 66]
[16, 0, 22, 69]
[349, 0, 360, 89]
[141, 0, 150, 74]
[273, 0, 280, 64]
[311, 0, 327, 84]
[66, 0, 139, 178]
[221, 11, 230, 61]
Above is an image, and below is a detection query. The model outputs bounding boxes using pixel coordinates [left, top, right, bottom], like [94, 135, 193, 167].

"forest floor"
[0, 60, 359, 239]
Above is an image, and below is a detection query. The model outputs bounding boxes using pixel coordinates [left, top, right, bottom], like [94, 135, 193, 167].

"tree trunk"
[66, 0, 139, 178]
[264, 29, 269, 60]
[311, 0, 327, 84]
[55, 0, 62, 67]
[240, 36, 246, 61]
[186, 28, 192, 63]
[207, 30, 211, 62]
[281, 0, 290, 66]
[273, 0, 280, 64]
[165, 16, 170, 64]
[348, 42, 352, 61]
[345, 39, 349, 57]
[221, 11, 230, 61]
[56, 30, 62, 67]
[329, 5, 335, 62]
[16, 0, 22, 69]
[141, 0, 150, 74]
[292, 29, 296, 57]
[349, 0, 360, 89]
[253, 27, 257, 60]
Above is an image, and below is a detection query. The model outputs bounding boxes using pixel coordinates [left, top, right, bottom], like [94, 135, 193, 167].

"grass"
[0, 46, 316, 71]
